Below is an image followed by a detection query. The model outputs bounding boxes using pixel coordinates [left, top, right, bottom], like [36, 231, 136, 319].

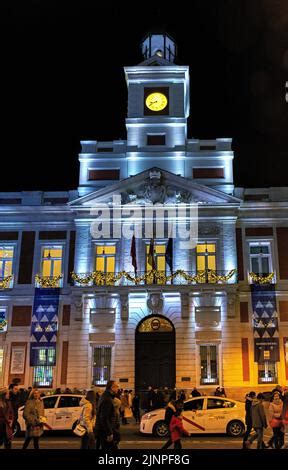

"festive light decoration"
[71, 269, 237, 286]
[249, 272, 274, 284]
[0, 275, 13, 289]
[0, 319, 7, 331]
[35, 274, 63, 288]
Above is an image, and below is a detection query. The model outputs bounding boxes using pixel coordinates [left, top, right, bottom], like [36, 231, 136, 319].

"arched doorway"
[135, 315, 175, 392]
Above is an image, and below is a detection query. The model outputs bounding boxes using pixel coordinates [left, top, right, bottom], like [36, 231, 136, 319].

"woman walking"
[22, 389, 45, 449]
[0, 387, 14, 449]
[169, 404, 190, 449]
[268, 391, 284, 449]
[79, 390, 96, 449]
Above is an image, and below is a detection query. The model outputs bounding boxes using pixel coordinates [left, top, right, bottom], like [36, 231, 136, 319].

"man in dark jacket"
[162, 399, 183, 449]
[95, 380, 119, 450]
[8, 384, 20, 432]
[245, 393, 268, 449]
[242, 391, 256, 448]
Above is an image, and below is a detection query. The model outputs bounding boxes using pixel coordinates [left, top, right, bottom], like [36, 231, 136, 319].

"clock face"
[145, 92, 168, 112]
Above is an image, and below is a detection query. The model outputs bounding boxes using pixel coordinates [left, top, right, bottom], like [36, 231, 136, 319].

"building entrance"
[135, 315, 175, 393]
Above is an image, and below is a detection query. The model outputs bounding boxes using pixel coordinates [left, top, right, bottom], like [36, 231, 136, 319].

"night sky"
[1, 1, 288, 192]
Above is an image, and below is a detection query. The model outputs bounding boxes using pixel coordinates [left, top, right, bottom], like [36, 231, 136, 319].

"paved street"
[10, 423, 274, 450]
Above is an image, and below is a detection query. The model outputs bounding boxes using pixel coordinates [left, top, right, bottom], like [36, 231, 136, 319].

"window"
[0, 308, 7, 332]
[95, 245, 116, 274]
[41, 246, 63, 278]
[207, 399, 235, 409]
[258, 361, 277, 384]
[33, 366, 54, 388]
[249, 242, 272, 276]
[146, 243, 166, 272]
[196, 243, 216, 272]
[92, 345, 112, 385]
[58, 396, 81, 408]
[32, 348, 55, 387]
[183, 399, 204, 411]
[0, 245, 14, 278]
[42, 396, 58, 409]
[0, 347, 3, 379]
[199, 344, 219, 385]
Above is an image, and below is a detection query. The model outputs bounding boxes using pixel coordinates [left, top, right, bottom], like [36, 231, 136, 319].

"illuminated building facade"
[0, 34, 288, 398]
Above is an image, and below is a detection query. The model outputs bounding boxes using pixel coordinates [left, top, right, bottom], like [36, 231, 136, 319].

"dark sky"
[1, 1, 288, 191]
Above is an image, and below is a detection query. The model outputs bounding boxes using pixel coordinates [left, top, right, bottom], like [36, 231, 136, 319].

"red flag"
[130, 234, 137, 275]
[148, 239, 156, 270]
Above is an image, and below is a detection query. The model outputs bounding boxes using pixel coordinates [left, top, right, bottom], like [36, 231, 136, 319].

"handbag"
[73, 422, 87, 437]
[270, 417, 282, 428]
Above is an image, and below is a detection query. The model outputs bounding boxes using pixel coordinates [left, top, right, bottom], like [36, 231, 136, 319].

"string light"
[0, 275, 13, 289]
[35, 274, 62, 288]
[71, 269, 237, 286]
[249, 272, 274, 284]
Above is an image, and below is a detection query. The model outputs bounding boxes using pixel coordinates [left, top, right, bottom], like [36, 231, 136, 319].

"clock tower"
[124, 33, 190, 176]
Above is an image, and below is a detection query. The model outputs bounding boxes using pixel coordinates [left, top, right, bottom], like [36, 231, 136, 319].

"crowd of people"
[2, 380, 288, 450]
[243, 385, 288, 449]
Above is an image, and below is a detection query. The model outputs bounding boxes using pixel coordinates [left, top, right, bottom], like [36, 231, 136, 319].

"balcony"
[0, 275, 14, 289]
[35, 274, 63, 288]
[71, 269, 237, 287]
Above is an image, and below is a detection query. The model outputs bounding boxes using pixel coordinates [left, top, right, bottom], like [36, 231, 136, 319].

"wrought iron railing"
[71, 269, 237, 287]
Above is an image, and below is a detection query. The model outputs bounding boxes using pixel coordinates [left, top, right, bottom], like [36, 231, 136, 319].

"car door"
[205, 398, 234, 432]
[182, 398, 206, 434]
[54, 395, 82, 430]
[42, 395, 59, 429]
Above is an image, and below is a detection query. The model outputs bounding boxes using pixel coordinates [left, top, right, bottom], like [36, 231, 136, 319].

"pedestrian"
[169, 402, 190, 449]
[214, 386, 226, 397]
[95, 380, 120, 450]
[281, 386, 288, 448]
[0, 387, 14, 449]
[178, 390, 186, 402]
[8, 383, 20, 435]
[162, 387, 170, 405]
[267, 391, 284, 449]
[162, 398, 182, 449]
[191, 387, 201, 397]
[121, 390, 132, 424]
[147, 386, 156, 411]
[242, 391, 255, 448]
[79, 390, 96, 449]
[245, 393, 268, 449]
[112, 389, 122, 449]
[22, 389, 45, 449]
[132, 393, 141, 423]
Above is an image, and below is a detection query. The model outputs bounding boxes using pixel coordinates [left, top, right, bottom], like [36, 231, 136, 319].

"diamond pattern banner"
[30, 288, 60, 366]
[251, 284, 279, 363]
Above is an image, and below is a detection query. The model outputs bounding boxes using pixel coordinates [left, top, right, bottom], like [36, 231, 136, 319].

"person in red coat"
[0, 387, 14, 449]
[169, 407, 190, 449]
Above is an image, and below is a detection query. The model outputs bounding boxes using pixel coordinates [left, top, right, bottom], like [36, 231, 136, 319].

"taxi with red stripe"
[140, 396, 245, 438]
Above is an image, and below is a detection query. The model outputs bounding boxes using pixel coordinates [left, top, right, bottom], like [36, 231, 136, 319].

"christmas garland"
[71, 269, 237, 286]
[0, 275, 13, 289]
[249, 272, 274, 284]
[35, 274, 63, 288]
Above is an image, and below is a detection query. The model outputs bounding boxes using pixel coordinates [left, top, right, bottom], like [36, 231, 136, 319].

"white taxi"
[140, 396, 245, 438]
[17, 394, 84, 434]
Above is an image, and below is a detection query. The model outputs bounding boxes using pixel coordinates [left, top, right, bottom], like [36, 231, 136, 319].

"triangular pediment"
[70, 168, 240, 210]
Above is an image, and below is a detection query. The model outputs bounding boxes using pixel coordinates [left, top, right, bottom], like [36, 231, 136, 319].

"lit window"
[199, 344, 219, 385]
[196, 243, 216, 273]
[0, 348, 3, 378]
[93, 345, 111, 385]
[95, 245, 116, 274]
[41, 246, 63, 278]
[0, 246, 14, 278]
[33, 366, 54, 388]
[258, 361, 277, 384]
[33, 348, 55, 388]
[146, 243, 166, 272]
[249, 242, 272, 276]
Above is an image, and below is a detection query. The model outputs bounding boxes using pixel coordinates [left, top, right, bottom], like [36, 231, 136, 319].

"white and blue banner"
[251, 284, 279, 363]
[30, 288, 60, 366]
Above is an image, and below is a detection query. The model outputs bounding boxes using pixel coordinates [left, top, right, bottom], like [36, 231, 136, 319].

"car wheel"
[226, 420, 245, 437]
[153, 420, 169, 438]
